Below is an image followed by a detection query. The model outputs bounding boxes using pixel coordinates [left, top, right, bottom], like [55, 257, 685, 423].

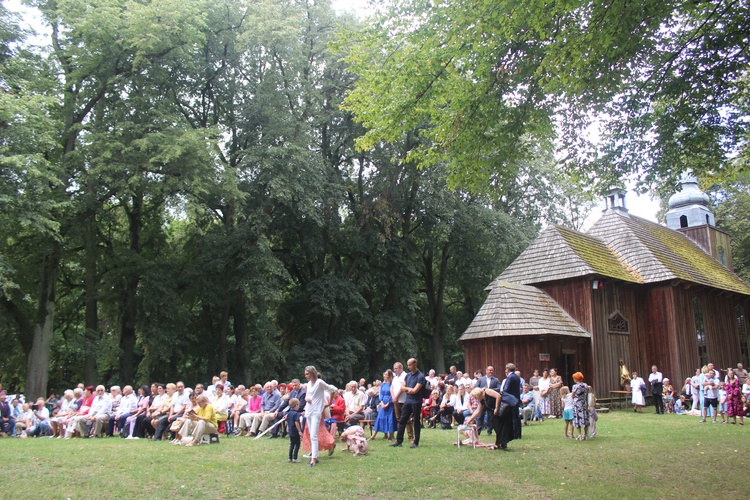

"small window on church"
[738, 306, 749, 368]
[706, 214, 710, 225]
[608, 311, 629, 334]
[694, 298, 708, 367]
[680, 215, 688, 228]
[718, 246, 726, 266]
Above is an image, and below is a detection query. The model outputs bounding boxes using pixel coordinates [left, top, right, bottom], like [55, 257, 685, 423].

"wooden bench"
[359, 420, 375, 436]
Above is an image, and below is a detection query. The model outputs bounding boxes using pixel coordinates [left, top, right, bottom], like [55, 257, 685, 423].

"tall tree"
[342, 0, 750, 194]
[711, 172, 750, 282]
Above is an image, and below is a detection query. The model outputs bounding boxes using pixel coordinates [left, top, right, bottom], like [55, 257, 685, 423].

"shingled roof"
[588, 210, 750, 295]
[459, 281, 591, 341]
[495, 225, 642, 287]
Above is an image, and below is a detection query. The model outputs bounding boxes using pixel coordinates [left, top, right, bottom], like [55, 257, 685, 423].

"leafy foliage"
[710, 171, 750, 282]
[342, 0, 750, 193]
[0, 0, 599, 395]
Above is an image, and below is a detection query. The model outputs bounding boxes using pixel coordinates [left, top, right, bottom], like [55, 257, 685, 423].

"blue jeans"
[29, 421, 51, 437]
[1, 417, 15, 435]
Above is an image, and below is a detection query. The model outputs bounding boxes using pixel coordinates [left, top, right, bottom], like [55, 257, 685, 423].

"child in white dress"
[718, 382, 728, 423]
[560, 386, 574, 438]
[587, 387, 598, 438]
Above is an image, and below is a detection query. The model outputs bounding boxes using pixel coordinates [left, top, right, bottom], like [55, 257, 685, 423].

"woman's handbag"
[496, 392, 519, 417]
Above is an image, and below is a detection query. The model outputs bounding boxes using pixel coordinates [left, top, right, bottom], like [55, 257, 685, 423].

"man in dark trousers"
[649, 365, 664, 414]
[391, 358, 427, 449]
[503, 363, 522, 440]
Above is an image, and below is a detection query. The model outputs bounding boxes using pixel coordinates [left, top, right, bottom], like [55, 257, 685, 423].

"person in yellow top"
[179, 394, 217, 446]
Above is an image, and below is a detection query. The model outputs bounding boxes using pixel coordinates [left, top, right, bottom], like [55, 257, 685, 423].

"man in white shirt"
[701, 370, 719, 423]
[155, 381, 189, 440]
[112, 385, 138, 437]
[392, 362, 413, 443]
[343, 381, 367, 426]
[648, 365, 664, 414]
[27, 398, 51, 437]
[88, 385, 113, 437]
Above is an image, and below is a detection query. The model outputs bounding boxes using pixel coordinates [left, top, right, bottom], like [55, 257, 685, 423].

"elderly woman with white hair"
[50, 390, 77, 438]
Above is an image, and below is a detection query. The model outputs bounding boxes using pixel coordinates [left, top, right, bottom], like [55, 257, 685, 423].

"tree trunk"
[26, 250, 60, 400]
[119, 194, 142, 384]
[217, 293, 230, 371]
[232, 292, 250, 384]
[202, 303, 217, 379]
[423, 242, 450, 375]
[83, 209, 99, 385]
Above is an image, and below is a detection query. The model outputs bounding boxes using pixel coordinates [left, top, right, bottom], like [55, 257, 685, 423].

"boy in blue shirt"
[287, 398, 302, 462]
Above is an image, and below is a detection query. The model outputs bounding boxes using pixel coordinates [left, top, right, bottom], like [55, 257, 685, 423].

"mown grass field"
[3, 410, 747, 499]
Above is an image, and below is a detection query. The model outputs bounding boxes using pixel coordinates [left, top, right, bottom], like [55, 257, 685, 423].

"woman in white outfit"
[304, 365, 337, 467]
[630, 371, 646, 412]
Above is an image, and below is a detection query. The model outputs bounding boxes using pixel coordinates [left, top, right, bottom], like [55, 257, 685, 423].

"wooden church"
[460, 175, 750, 394]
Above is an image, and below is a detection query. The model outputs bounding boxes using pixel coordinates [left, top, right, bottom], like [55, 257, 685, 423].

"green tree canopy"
[342, 0, 750, 194]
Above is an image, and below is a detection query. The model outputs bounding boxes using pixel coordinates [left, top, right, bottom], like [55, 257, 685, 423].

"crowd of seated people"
[0, 366, 524, 443]
[4, 361, 747, 446]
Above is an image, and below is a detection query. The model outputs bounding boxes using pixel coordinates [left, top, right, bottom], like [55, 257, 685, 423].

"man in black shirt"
[391, 358, 427, 449]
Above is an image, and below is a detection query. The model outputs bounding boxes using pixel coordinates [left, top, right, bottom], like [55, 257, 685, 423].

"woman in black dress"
[466, 387, 514, 449]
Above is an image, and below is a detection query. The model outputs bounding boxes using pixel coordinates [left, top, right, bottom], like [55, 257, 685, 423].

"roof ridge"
[460, 281, 590, 341]
[588, 210, 750, 295]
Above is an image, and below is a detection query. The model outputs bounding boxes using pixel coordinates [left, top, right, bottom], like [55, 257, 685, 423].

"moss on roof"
[556, 226, 642, 283]
[642, 221, 750, 295]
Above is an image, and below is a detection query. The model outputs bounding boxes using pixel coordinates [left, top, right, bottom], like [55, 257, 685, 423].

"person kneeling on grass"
[178, 394, 217, 446]
[340, 424, 368, 456]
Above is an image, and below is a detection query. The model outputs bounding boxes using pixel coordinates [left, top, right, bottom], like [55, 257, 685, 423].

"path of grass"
[3, 410, 748, 499]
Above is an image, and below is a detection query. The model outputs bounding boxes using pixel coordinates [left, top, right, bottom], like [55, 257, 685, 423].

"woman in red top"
[325, 390, 346, 435]
[65, 386, 95, 438]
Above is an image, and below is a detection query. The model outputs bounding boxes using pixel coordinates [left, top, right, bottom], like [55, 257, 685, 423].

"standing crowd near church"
[2, 360, 746, 447]
[0, 359, 603, 453]
[626, 362, 750, 424]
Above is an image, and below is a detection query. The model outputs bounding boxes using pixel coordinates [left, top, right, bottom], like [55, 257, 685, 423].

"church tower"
[665, 173, 733, 270]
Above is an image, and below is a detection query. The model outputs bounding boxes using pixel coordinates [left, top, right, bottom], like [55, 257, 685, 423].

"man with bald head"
[110, 385, 138, 437]
[391, 358, 427, 449]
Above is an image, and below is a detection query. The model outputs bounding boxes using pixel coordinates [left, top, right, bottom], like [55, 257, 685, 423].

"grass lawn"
[4, 410, 748, 499]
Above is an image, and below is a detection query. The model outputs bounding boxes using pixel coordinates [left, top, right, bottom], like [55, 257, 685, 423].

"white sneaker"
[125, 435, 134, 440]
